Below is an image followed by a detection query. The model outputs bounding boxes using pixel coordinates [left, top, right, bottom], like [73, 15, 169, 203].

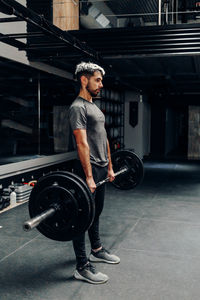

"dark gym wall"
[150, 93, 189, 159]
[150, 103, 166, 158]
[165, 108, 177, 156]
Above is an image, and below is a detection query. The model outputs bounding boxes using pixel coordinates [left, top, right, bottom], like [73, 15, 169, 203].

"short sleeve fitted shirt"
[69, 96, 108, 167]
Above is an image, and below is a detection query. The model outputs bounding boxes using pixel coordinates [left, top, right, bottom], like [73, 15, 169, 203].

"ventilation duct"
[80, 1, 117, 29]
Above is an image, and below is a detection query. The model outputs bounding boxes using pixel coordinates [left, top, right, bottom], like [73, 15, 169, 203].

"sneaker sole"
[89, 254, 120, 264]
[73, 270, 109, 284]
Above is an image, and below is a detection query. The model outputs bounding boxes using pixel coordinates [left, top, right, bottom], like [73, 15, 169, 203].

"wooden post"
[53, 0, 79, 30]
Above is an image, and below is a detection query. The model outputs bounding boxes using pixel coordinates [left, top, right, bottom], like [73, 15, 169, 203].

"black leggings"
[72, 160, 108, 268]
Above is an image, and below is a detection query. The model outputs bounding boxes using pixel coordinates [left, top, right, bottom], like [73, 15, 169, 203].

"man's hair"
[75, 62, 105, 81]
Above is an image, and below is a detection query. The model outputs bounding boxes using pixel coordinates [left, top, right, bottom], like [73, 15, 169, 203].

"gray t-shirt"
[69, 96, 109, 167]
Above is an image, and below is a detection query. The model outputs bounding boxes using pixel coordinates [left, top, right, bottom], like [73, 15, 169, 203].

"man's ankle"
[77, 261, 89, 270]
[92, 246, 102, 253]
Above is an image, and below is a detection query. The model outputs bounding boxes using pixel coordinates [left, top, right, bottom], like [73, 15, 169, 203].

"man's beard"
[86, 84, 99, 97]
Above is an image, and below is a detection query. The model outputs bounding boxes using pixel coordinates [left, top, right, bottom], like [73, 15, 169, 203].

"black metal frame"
[1, 0, 200, 61]
[1, 0, 200, 64]
[1, 1, 200, 95]
[0, 0, 99, 60]
[71, 24, 200, 57]
[0, 16, 22, 22]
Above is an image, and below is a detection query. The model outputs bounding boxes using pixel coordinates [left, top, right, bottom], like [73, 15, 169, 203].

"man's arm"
[73, 128, 96, 193]
[107, 139, 115, 182]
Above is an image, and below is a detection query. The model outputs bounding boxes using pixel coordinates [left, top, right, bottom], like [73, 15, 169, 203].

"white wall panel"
[124, 91, 151, 158]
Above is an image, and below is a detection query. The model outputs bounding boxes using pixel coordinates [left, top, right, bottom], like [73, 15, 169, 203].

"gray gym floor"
[1, 160, 200, 300]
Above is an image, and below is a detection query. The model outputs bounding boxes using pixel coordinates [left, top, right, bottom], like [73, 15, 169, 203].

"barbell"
[23, 150, 144, 242]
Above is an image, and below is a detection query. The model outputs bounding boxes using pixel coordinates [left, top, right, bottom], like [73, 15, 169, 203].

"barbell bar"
[96, 167, 128, 188]
[23, 150, 144, 242]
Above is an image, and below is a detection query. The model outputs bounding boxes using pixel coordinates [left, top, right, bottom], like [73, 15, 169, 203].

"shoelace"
[100, 247, 110, 254]
[85, 263, 96, 274]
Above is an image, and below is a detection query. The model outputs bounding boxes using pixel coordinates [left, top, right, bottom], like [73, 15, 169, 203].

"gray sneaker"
[89, 247, 120, 264]
[74, 262, 109, 284]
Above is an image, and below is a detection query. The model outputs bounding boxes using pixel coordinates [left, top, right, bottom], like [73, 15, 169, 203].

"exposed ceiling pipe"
[80, 0, 117, 29]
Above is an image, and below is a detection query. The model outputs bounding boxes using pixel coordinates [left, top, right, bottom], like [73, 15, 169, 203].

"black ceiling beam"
[71, 24, 200, 57]
[0, 0, 99, 60]
[0, 17, 22, 22]
[28, 53, 88, 61]
[0, 56, 41, 77]
[1, 32, 44, 39]
[22, 42, 68, 50]
[0, 32, 26, 48]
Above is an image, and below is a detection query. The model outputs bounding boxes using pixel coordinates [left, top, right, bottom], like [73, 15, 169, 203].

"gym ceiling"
[0, 0, 200, 99]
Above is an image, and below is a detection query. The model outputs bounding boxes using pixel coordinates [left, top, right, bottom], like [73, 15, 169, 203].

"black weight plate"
[34, 185, 79, 240]
[66, 172, 95, 229]
[70, 172, 95, 226]
[29, 173, 91, 241]
[29, 172, 92, 241]
[111, 150, 144, 190]
[50, 171, 95, 230]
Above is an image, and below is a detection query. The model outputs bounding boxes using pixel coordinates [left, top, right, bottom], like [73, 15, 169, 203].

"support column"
[180, 0, 187, 23]
[53, 0, 79, 30]
[158, 0, 162, 25]
[164, 1, 169, 24]
[175, 0, 178, 24]
[37, 73, 41, 155]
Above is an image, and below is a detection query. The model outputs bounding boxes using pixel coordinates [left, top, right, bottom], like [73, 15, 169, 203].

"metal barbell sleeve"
[23, 207, 56, 232]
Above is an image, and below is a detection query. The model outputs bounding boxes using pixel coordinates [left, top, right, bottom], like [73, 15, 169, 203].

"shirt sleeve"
[69, 105, 87, 131]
